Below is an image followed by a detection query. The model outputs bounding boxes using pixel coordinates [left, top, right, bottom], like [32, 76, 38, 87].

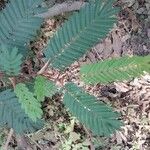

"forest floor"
[0, 0, 150, 150]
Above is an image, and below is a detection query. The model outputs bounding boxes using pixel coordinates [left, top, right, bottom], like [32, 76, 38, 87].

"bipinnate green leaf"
[45, 0, 119, 70]
[0, 89, 43, 134]
[34, 76, 58, 102]
[80, 55, 150, 84]
[63, 83, 122, 136]
[0, 44, 22, 76]
[14, 83, 43, 122]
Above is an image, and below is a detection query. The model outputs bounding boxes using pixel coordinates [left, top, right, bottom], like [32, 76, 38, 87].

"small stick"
[26, 135, 43, 150]
[8, 77, 16, 88]
[16, 135, 33, 150]
[37, 1, 87, 19]
[2, 128, 14, 150]
[83, 126, 95, 150]
[37, 60, 50, 75]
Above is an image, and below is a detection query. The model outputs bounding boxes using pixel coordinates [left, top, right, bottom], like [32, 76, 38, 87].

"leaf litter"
[0, 0, 150, 149]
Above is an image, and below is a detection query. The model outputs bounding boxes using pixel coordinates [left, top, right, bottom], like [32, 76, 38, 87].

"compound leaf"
[80, 55, 150, 84]
[63, 83, 122, 136]
[34, 76, 58, 102]
[45, 0, 119, 70]
[0, 89, 43, 134]
[0, 44, 22, 76]
[0, 0, 46, 55]
[14, 83, 43, 122]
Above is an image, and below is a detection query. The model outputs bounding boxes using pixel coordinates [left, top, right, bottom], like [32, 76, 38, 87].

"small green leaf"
[14, 83, 43, 122]
[0, 89, 43, 134]
[34, 76, 58, 102]
[0, 44, 22, 76]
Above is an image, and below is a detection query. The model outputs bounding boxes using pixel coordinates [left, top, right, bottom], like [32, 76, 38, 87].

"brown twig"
[83, 126, 95, 150]
[2, 128, 14, 150]
[26, 135, 43, 150]
[37, 1, 87, 18]
[16, 135, 33, 150]
[2, 77, 17, 150]
[8, 77, 16, 88]
[37, 60, 50, 75]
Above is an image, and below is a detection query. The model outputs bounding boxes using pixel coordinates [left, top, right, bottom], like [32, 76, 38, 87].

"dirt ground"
[0, 0, 150, 150]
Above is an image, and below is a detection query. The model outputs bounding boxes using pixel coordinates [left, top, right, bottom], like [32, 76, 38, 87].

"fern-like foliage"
[0, 0, 46, 55]
[34, 76, 58, 102]
[63, 83, 122, 136]
[14, 83, 43, 122]
[80, 55, 150, 84]
[0, 44, 22, 76]
[0, 89, 43, 134]
[45, 0, 119, 70]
